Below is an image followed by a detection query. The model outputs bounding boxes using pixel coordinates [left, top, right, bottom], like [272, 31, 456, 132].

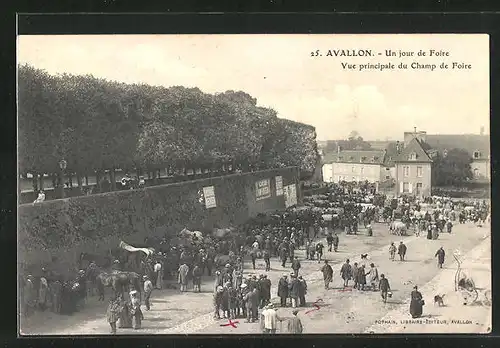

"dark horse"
[93, 270, 142, 301]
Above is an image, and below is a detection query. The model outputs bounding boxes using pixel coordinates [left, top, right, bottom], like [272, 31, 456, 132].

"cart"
[453, 250, 479, 305]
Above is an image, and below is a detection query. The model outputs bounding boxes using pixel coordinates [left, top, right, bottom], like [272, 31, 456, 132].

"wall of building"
[18, 167, 300, 273]
[394, 162, 432, 197]
[323, 162, 382, 183]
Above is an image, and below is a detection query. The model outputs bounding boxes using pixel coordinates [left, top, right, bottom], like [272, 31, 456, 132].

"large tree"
[335, 131, 373, 151]
[431, 148, 473, 187]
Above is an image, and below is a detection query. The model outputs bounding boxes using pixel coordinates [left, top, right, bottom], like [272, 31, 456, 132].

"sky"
[17, 34, 490, 141]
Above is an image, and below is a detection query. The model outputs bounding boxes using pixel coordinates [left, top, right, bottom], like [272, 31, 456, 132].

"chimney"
[337, 145, 341, 154]
[396, 141, 401, 154]
[414, 127, 417, 134]
[480, 126, 485, 136]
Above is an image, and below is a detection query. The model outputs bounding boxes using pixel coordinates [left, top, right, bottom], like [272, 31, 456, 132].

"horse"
[95, 271, 142, 301]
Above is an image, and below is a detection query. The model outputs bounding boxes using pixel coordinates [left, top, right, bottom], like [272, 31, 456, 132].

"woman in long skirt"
[409, 286, 424, 318]
[118, 296, 132, 329]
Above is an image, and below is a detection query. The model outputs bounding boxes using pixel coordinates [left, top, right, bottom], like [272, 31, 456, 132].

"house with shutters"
[321, 147, 394, 186]
[393, 131, 433, 197]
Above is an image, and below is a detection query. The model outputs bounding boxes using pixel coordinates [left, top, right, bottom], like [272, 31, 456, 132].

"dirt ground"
[20, 221, 491, 335]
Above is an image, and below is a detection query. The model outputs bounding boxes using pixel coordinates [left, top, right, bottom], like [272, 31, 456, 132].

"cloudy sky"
[18, 34, 489, 141]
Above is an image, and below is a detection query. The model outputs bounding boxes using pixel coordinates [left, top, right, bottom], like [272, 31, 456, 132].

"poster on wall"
[255, 178, 271, 201]
[284, 184, 298, 208]
[275, 176, 284, 196]
[203, 186, 217, 209]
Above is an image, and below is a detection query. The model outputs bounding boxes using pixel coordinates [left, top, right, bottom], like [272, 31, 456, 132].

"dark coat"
[435, 249, 445, 264]
[244, 290, 259, 309]
[288, 278, 300, 299]
[398, 243, 407, 255]
[409, 290, 423, 317]
[291, 259, 301, 271]
[278, 278, 289, 298]
[259, 279, 271, 299]
[379, 278, 390, 292]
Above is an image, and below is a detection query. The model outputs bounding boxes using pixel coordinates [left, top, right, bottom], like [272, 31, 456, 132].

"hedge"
[18, 167, 300, 273]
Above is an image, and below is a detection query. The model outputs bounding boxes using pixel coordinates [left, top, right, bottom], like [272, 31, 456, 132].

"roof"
[383, 142, 399, 167]
[322, 150, 386, 165]
[394, 138, 433, 163]
[425, 134, 490, 159]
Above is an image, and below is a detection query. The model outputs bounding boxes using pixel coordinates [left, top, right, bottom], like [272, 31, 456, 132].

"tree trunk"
[110, 169, 116, 191]
[38, 174, 45, 190]
[76, 173, 83, 193]
[85, 174, 89, 186]
[51, 173, 57, 189]
[69, 173, 74, 187]
[96, 171, 102, 192]
[32, 173, 39, 192]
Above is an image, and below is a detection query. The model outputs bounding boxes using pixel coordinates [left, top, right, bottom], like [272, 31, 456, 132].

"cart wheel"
[461, 290, 478, 305]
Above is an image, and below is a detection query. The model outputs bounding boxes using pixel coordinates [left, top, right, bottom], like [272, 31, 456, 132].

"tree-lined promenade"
[18, 65, 319, 198]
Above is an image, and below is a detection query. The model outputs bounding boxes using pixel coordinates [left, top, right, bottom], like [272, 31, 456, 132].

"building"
[425, 133, 490, 182]
[393, 131, 433, 197]
[322, 148, 390, 184]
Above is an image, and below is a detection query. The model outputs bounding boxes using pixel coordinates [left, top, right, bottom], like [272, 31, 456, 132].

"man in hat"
[435, 247, 446, 269]
[389, 242, 396, 261]
[321, 260, 334, 290]
[259, 275, 272, 308]
[143, 275, 153, 310]
[379, 274, 391, 303]
[340, 259, 352, 288]
[288, 274, 300, 308]
[106, 296, 122, 334]
[278, 274, 289, 307]
[24, 274, 36, 317]
[243, 287, 259, 323]
[291, 256, 301, 278]
[129, 289, 142, 329]
[316, 241, 324, 263]
[326, 233, 334, 252]
[298, 276, 307, 307]
[332, 233, 339, 252]
[178, 262, 190, 292]
[367, 263, 379, 291]
[38, 269, 49, 311]
[214, 286, 225, 319]
[154, 259, 163, 290]
[398, 241, 407, 261]
[260, 303, 283, 334]
[250, 247, 258, 270]
[287, 309, 303, 334]
[262, 248, 271, 271]
[192, 263, 203, 292]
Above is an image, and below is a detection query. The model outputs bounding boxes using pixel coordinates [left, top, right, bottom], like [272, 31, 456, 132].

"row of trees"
[18, 64, 320, 193]
[323, 130, 373, 153]
[431, 148, 474, 187]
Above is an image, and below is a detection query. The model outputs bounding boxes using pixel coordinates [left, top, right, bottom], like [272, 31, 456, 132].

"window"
[361, 156, 367, 162]
[352, 166, 356, 173]
[403, 182, 409, 193]
[473, 169, 479, 178]
[417, 166, 423, 177]
[385, 175, 390, 179]
[409, 152, 417, 160]
[443, 149, 448, 157]
[473, 151, 481, 159]
[338, 156, 343, 161]
[385, 168, 390, 171]
[352, 177, 357, 182]
[374, 156, 379, 161]
[416, 183, 423, 194]
[403, 166, 409, 177]
[360, 167, 364, 174]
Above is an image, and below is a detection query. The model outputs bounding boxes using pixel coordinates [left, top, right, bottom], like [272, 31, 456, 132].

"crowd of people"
[21, 180, 490, 333]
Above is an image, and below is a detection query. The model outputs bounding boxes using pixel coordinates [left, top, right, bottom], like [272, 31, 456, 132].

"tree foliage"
[18, 65, 319, 182]
[324, 131, 372, 153]
[431, 148, 473, 187]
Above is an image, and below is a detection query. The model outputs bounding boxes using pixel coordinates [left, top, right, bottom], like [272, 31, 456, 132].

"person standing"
[278, 274, 289, 307]
[260, 303, 282, 334]
[367, 263, 379, 291]
[321, 260, 334, 290]
[192, 264, 203, 292]
[351, 262, 359, 290]
[316, 242, 324, 263]
[24, 275, 36, 317]
[129, 290, 142, 330]
[214, 286, 224, 319]
[357, 264, 367, 290]
[259, 275, 272, 308]
[154, 260, 163, 290]
[332, 233, 339, 252]
[340, 259, 352, 288]
[379, 274, 391, 303]
[38, 272, 49, 311]
[298, 276, 307, 307]
[326, 233, 334, 252]
[118, 295, 132, 329]
[106, 297, 121, 334]
[389, 242, 396, 261]
[178, 263, 189, 292]
[250, 248, 258, 270]
[143, 275, 153, 311]
[446, 220, 453, 233]
[409, 285, 424, 318]
[291, 256, 301, 278]
[435, 247, 445, 269]
[288, 274, 300, 308]
[398, 241, 407, 261]
[50, 276, 62, 314]
[367, 224, 373, 236]
[263, 249, 271, 271]
[287, 310, 303, 334]
[244, 288, 259, 323]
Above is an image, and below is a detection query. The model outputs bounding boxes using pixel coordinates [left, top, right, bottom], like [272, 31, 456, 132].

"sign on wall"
[203, 186, 217, 208]
[284, 183, 298, 208]
[256, 178, 271, 201]
[275, 176, 283, 196]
